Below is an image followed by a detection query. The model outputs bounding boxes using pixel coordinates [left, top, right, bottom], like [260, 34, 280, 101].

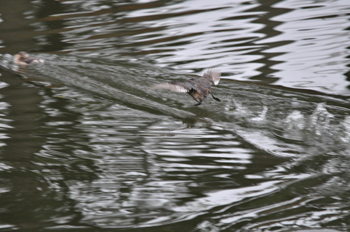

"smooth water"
[0, 0, 350, 231]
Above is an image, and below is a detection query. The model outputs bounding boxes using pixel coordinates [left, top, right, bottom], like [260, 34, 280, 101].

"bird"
[151, 69, 221, 106]
[14, 51, 44, 65]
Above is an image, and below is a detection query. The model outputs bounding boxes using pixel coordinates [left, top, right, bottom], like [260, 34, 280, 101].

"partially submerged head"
[18, 51, 29, 59]
[14, 51, 44, 65]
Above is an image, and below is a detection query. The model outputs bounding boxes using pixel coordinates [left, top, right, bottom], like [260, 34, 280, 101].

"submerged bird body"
[14, 51, 44, 65]
[152, 70, 221, 105]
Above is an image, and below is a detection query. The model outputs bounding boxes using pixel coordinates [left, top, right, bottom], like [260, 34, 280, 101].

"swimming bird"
[14, 51, 44, 65]
[152, 69, 221, 106]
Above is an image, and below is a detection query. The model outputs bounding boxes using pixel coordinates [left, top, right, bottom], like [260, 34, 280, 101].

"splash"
[340, 116, 350, 143]
[282, 110, 306, 141]
[308, 103, 334, 136]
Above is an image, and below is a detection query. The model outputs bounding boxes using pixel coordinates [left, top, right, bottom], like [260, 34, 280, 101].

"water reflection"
[35, 0, 69, 52]
[2, 51, 350, 230]
[0, 71, 70, 230]
[4, 0, 347, 94]
[259, 0, 350, 94]
[1, 0, 350, 231]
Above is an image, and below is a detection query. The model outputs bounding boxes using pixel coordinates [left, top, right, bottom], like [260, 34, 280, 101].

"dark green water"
[0, 0, 350, 231]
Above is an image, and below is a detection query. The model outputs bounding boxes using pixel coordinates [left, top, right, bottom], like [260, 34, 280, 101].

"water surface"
[0, 0, 350, 231]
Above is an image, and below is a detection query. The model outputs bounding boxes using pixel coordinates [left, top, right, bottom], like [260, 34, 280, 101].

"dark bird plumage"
[152, 69, 221, 106]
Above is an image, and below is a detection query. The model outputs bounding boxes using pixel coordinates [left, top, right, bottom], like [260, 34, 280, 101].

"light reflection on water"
[0, 54, 347, 231]
[0, 0, 350, 231]
[261, 0, 350, 94]
[4, 0, 347, 93]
